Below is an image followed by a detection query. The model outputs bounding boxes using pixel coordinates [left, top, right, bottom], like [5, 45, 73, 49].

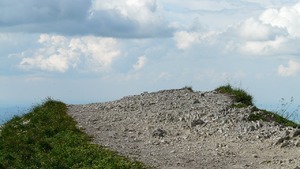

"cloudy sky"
[1, 0, 300, 121]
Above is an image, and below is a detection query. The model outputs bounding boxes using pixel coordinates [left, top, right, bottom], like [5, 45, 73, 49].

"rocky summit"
[67, 88, 300, 169]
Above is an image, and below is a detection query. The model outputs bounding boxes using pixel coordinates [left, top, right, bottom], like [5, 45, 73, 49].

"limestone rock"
[152, 129, 167, 138]
[191, 119, 205, 127]
[292, 129, 300, 137]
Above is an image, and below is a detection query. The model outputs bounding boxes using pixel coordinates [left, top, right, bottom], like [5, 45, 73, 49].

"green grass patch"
[0, 99, 150, 169]
[215, 84, 253, 106]
[215, 84, 299, 127]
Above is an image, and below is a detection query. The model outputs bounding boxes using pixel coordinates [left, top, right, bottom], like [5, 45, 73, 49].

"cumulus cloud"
[0, 0, 173, 38]
[237, 18, 286, 41]
[89, 0, 173, 37]
[278, 60, 300, 77]
[171, 1, 300, 57]
[239, 36, 286, 55]
[238, 2, 300, 55]
[133, 55, 147, 70]
[259, 2, 300, 37]
[217, 2, 300, 56]
[19, 34, 120, 73]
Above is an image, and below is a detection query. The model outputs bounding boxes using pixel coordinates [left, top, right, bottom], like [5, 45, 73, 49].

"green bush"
[0, 99, 150, 169]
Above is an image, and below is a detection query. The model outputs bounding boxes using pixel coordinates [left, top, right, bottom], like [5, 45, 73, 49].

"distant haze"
[0, 106, 29, 125]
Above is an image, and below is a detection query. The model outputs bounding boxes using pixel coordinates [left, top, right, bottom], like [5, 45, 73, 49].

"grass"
[216, 84, 299, 128]
[215, 84, 253, 106]
[182, 86, 194, 92]
[248, 110, 299, 128]
[0, 99, 150, 169]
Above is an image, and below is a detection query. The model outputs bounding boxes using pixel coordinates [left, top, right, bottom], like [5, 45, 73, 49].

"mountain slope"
[0, 99, 149, 169]
[68, 87, 300, 169]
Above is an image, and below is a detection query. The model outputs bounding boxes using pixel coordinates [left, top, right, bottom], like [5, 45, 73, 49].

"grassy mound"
[216, 84, 299, 128]
[0, 99, 149, 169]
[215, 84, 253, 106]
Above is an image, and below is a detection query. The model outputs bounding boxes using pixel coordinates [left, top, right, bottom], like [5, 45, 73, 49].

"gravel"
[67, 88, 300, 169]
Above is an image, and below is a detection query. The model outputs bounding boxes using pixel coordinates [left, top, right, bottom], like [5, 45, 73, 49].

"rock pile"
[67, 88, 300, 169]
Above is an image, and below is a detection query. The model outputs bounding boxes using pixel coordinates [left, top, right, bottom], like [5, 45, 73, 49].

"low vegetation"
[215, 84, 253, 106]
[0, 99, 149, 169]
[248, 110, 299, 127]
[216, 84, 299, 128]
[182, 86, 194, 92]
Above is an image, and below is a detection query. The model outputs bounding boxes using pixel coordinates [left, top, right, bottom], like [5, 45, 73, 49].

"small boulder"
[193, 99, 200, 104]
[191, 119, 205, 127]
[152, 129, 167, 138]
[292, 129, 300, 137]
[248, 125, 255, 132]
[275, 136, 289, 145]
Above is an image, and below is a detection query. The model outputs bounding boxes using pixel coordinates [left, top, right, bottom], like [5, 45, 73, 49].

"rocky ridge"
[67, 88, 300, 169]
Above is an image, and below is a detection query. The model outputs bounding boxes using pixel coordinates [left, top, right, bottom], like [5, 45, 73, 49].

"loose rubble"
[67, 88, 300, 169]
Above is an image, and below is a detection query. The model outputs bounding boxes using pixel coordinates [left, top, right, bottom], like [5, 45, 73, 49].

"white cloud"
[278, 60, 300, 77]
[19, 34, 120, 73]
[237, 18, 285, 41]
[237, 2, 300, 55]
[259, 2, 300, 37]
[240, 36, 286, 55]
[173, 31, 199, 50]
[92, 0, 158, 21]
[170, 1, 300, 57]
[0, 0, 173, 38]
[83, 0, 172, 37]
[133, 55, 147, 70]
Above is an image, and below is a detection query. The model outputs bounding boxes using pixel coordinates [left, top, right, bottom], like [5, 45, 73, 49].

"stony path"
[67, 88, 300, 169]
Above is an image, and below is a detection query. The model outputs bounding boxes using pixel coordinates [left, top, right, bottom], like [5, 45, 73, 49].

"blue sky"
[1, 0, 300, 122]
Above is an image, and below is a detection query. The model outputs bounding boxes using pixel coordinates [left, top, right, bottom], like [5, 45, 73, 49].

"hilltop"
[1, 86, 300, 169]
[68, 86, 300, 169]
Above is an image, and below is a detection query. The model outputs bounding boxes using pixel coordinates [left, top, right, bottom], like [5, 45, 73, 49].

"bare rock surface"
[67, 88, 300, 169]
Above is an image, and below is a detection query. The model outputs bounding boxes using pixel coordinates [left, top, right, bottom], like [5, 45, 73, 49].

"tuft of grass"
[182, 86, 194, 92]
[215, 84, 253, 106]
[0, 99, 150, 169]
[215, 84, 299, 127]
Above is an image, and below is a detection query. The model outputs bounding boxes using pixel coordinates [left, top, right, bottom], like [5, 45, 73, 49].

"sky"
[1, 0, 300, 122]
